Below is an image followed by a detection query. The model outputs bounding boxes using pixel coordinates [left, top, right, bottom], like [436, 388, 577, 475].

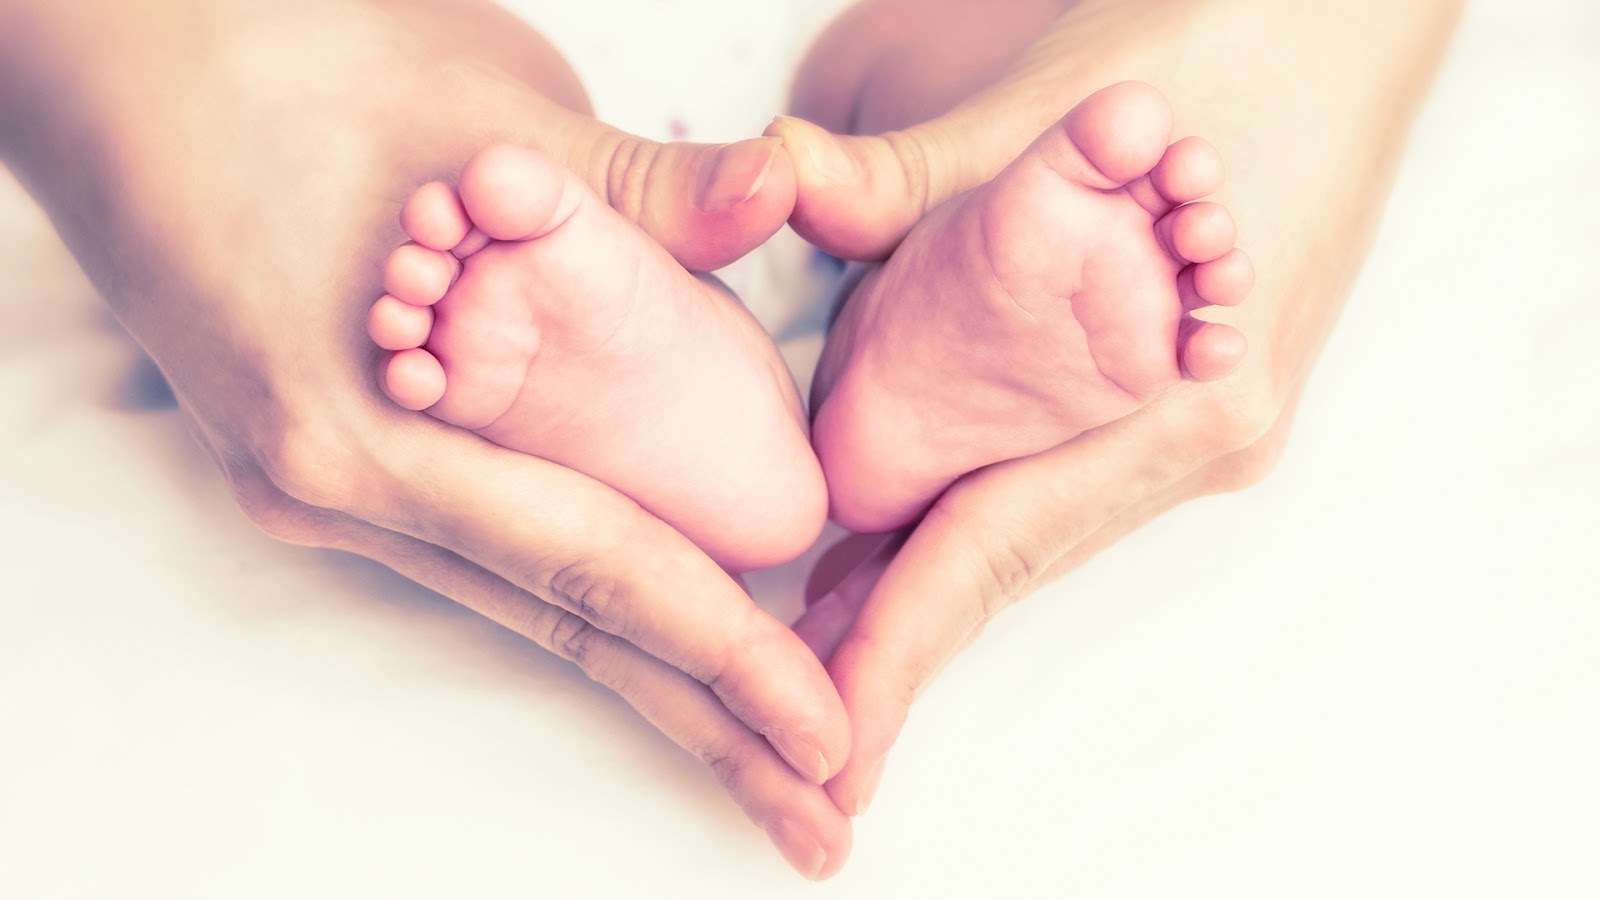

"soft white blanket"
[2, 1, 1595, 896]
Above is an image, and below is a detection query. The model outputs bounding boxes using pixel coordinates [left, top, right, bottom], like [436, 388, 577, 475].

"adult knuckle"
[925, 504, 1048, 619]
[228, 469, 287, 531]
[697, 605, 769, 689]
[699, 745, 750, 795]
[975, 538, 1046, 619]
[546, 609, 606, 671]
[603, 134, 655, 225]
[881, 130, 936, 218]
[544, 608, 641, 701]
[225, 465, 329, 546]
[255, 422, 363, 511]
[545, 555, 622, 628]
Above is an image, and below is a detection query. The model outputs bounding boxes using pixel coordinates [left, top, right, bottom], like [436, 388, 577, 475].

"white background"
[2, 0, 1596, 897]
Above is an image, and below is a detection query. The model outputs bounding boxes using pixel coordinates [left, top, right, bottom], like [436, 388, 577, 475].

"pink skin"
[367, 145, 826, 572]
[807, 82, 1253, 533]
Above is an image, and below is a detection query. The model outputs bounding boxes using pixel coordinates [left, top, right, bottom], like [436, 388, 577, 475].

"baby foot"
[367, 145, 826, 571]
[810, 82, 1253, 532]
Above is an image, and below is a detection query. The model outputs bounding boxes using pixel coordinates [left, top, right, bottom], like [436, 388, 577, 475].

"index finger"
[345, 422, 850, 786]
[333, 519, 854, 879]
[818, 403, 1214, 813]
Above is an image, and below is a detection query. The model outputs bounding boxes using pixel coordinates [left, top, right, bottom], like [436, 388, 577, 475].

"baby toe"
[383, 243, 459, 306]
[1190, 248, 1254, 307]
[1151, 136, 1224, 205]
[401, 182, 472, 251]
[368, 294, 435, 350]
[1178, 319, 1247, 382]
[1157, 201, 1237, 264]
[383, 347, 448, 411]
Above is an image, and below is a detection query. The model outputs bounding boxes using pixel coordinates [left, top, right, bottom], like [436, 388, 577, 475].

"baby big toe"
[1061, 81, 1174, 188]
[457, 145, 572, 242]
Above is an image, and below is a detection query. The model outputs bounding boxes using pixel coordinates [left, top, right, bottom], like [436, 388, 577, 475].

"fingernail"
[697, 139, 780, 213]
[851, 758, 886, 817]
[764, 728, 830, 784]
[771, 115, 856, 184]
[766, 817, 827, 880]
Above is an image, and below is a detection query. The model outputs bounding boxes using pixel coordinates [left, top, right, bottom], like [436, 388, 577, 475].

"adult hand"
[796, 373, 1293, 815]
[2, 0, 847, 878]
[776, 0, 1460, 815]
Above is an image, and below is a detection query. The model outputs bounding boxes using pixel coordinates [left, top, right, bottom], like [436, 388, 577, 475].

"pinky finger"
[316, 516, 855, 879]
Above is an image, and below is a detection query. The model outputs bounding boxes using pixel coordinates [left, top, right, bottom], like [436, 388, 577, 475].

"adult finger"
[793, 532, 902, 663]
[796, 455, 1207, 666]
[817, 402, 1220, 815]
[272, 420, 850, 787]
[303, 508, 855, 879]
[797, 452, 1212, 672]
[1029, 383, 1301, 584]
[768, 90, 1060, 260]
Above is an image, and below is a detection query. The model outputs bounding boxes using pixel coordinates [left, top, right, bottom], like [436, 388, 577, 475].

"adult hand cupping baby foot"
[774, 0, 1460, 819]
[796, 391, 1290, 816]
[1, 0, 850, 879]
[803, 82, 1251, 534]
[782, 83, 1269, 818]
